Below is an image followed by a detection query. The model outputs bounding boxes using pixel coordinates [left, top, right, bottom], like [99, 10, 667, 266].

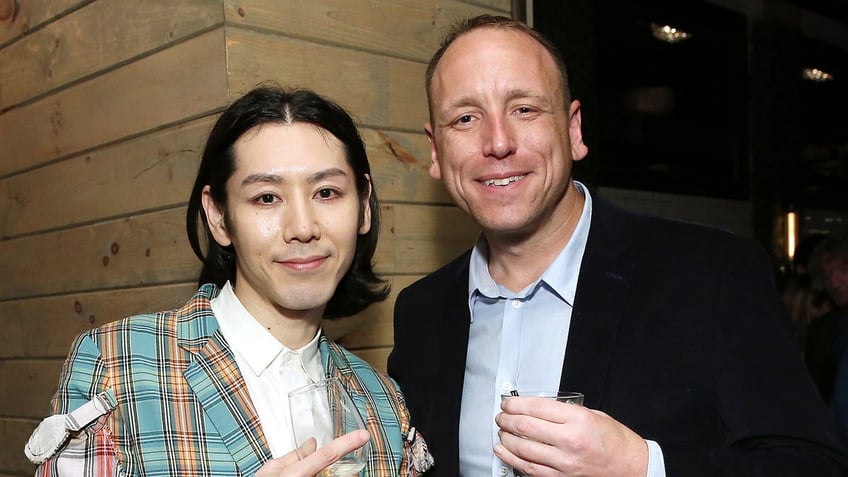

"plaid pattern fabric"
[34, 284, 414, 476]
[322, 338, 411, 476]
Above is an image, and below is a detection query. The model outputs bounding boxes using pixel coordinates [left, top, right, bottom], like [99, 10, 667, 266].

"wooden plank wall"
[0, 0, 507, 474]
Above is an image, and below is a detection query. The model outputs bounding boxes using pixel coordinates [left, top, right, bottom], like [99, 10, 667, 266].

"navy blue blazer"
[388, 194, 847, 476]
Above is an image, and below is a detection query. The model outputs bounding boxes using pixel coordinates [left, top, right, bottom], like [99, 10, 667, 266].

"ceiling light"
[651, 23, 692, 43]
[802, 67, 834, 82]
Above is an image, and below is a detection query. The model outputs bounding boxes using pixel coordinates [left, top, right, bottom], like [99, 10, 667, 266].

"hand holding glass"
[500, 391, 584, 477]
[288, 378, 371, 477]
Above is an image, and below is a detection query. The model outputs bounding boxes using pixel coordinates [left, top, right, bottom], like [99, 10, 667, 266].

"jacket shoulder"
[398, 250, 471, 301]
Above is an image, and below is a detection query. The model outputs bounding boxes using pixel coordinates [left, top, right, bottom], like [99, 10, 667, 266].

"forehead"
[431, 28, 563, 104]
[232, 122, 351, 176]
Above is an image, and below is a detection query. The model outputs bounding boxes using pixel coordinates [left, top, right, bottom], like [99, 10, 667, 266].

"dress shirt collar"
[211, 281, 321, 378]
[468, 181, 594, 318]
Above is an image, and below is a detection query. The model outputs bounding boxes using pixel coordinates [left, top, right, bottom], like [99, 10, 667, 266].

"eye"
[315, 188, 339, 200]
[451, 113, 477, 128]
[255, 193, 279, 205]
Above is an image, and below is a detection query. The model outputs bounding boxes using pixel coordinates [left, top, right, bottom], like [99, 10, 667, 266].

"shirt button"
[499, 467, 508, 476]
[511, 300, 521, 309]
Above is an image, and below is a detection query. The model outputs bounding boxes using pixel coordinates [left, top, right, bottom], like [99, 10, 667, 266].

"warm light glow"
[802, 67, 834, 82]
[787, 212, 798, 260]
[651, 23, 692, 43]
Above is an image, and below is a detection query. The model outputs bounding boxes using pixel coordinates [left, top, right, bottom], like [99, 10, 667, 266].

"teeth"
[484, 175, 525, 187]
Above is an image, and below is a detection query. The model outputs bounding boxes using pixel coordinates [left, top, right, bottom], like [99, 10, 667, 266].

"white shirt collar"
[468, 181, 593, 317]
[211, 281, 321, 378]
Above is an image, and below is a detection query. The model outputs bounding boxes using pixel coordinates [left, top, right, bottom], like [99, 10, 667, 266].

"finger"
[255, 431, 369, 477]
[255, 442, 311, 477]
[497, 409, 567, 446]
[500, 428, 586, 477]
[498, 428, 560, 468]
[494, 440, 553, 477]
[288, 429, 370, 475]
[296, 437, 318, 459]
[255, 454, 297, 477]
[501, 397, 583, 424]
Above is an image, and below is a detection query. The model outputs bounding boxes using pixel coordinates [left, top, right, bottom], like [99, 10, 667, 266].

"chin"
[280, 289, 335, 312]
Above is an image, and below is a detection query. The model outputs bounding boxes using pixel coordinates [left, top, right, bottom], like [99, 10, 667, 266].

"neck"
[262, 313, 322, 350]
[486, 188, 584, 292]
[231, 286, 323, 350]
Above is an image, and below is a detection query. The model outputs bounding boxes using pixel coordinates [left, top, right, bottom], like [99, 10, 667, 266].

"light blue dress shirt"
[458, 182, 665, 477]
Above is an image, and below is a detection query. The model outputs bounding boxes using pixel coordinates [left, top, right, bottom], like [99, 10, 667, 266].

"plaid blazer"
[33, 284, 414, 476]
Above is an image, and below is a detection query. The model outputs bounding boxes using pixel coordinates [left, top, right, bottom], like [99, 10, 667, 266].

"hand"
[256, 429, 370, 477]
[495, 397, 647, 477]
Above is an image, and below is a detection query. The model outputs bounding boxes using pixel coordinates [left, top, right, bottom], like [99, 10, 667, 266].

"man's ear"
[201, 185, 232, 247]
[568, 100, 589, 162]
[359, 175, 372, 235]
[425, 122, 442, 179]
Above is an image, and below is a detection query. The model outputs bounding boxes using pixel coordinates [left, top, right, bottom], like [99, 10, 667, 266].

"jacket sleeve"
[662, 240, 848, 475]
[27, 332, 122, 477]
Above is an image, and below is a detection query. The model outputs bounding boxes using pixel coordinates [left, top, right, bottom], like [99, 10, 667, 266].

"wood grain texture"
[377, 203, 479, 274]
[0, 359, 64, 418]
[362, 128, 453, 204]
[0, 418, 39, 476]
[0, 28, 227, 178]
[0, 208, 197, 300]
[1, 117, 213, 238]
[0, 283, 196, 359]
[329, 275, 421, 349]
[0, 0, 223, 108]
[463, 0, 512, 11]
[0, 0, 83, 46]
[224, 0, 509, 62]
[225, 27, 428, 132]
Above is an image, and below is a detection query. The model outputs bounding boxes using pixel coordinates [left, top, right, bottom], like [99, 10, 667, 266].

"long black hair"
[186, 85, 388, 319]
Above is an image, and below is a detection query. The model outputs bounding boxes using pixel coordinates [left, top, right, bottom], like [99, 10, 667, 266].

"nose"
[282, 198, 320, 243]
[481, 114, 516, 159]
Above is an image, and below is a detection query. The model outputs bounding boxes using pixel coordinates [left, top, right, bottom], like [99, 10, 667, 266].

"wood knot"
[0, 0, 18, 22]
[377, 130, 418, 165]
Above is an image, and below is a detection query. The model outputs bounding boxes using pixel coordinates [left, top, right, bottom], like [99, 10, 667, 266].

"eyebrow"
[240, 167, 349, 186]
[307, 167, 349, 183]
[444, 88, 552, 112]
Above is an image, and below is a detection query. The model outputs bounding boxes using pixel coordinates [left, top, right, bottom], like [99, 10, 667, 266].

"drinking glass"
[500, 391, 584, 405]
[288, 377, 371, 476]
[500, 391, 584, 477]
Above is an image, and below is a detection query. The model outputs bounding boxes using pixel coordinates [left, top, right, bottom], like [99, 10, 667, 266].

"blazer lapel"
[439, 262, 472, 417]
[561, 197, 634, 408]
[432, 257, 472, 473]
[180, 304, 270, 476]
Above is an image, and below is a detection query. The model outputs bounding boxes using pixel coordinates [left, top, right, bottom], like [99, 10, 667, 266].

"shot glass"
[500, 391, 584, 405]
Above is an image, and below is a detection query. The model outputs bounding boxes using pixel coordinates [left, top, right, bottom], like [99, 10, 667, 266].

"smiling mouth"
[483, 175, 526, 187]
[278, 255, 328, 271]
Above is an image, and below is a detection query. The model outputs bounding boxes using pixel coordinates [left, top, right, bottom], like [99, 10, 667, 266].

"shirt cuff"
[645, 439, 666, 477]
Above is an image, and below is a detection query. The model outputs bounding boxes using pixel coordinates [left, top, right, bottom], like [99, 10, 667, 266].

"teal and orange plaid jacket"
[30, 284, 420, 476]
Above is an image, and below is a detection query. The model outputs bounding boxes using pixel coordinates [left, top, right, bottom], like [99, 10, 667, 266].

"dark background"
[533, 0, 847, 252]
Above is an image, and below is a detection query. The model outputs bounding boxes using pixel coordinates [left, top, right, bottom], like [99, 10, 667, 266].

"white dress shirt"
[211, 281, 324, 458]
